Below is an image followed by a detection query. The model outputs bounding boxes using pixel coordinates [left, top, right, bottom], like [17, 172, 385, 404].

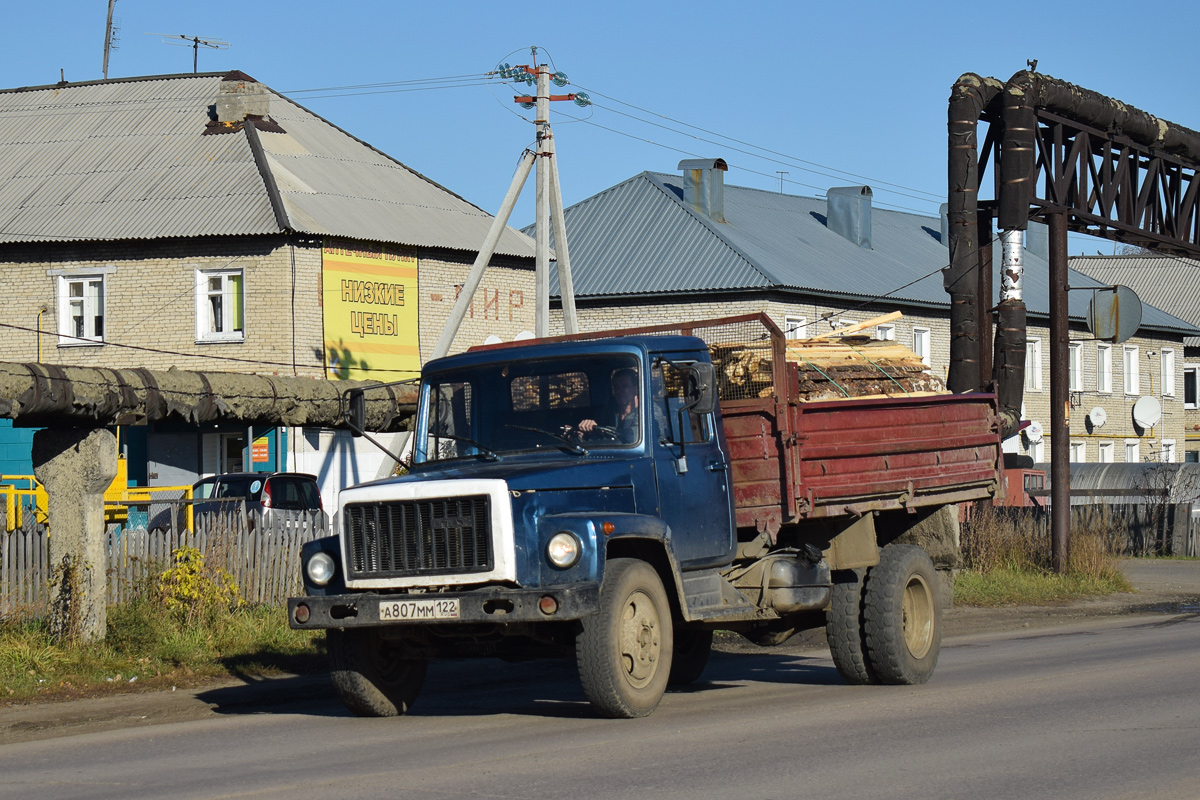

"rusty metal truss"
[977, 109, 1200, 258]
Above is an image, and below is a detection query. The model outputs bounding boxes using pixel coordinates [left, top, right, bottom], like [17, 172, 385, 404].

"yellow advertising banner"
[322, 239, 420, 381]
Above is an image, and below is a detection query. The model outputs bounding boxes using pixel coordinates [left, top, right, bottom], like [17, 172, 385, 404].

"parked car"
[194, 472, 326, 530]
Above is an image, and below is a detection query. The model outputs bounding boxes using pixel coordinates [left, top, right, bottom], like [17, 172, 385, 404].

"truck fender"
[562, 512, 690, 623]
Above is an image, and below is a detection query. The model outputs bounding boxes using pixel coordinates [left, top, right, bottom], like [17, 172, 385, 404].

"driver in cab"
[567, 367, 640, 444]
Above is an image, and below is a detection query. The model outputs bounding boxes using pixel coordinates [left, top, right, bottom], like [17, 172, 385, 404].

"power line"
[572, 84, 946, 202]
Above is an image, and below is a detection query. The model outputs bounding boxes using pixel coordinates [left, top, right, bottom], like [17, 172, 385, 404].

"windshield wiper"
[430, 433, 501, 461]
[504, 424, 589, 455]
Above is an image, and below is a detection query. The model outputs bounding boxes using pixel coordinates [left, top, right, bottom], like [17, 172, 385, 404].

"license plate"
[379, 597, 460, 621]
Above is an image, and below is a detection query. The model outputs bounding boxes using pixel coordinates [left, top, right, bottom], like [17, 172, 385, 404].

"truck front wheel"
[577, 558, 674, 718]
[327, 628, 428, 717]
[862, 544, 941, 685]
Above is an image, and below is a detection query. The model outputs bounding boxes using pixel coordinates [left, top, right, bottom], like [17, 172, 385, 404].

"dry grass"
[956, 504, 1131, 606]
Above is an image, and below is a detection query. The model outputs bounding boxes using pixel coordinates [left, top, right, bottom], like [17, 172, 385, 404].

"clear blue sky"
[5, 0, 1199, 255]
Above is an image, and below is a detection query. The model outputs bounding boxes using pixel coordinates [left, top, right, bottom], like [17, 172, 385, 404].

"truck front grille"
[343, 496, 493, 580]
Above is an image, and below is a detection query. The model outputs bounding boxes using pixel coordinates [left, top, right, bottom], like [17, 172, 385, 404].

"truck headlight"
[306, 551, 336, 586]
[547, 532, 581, 569]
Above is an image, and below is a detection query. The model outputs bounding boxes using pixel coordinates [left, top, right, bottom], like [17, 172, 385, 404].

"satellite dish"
[482, 334, 502, 345]
[513, 330, 535, 341]
[1088, 406, 1107, 428]
[1026, 420, 1044, 442]
[1132, 396, 1162, 428]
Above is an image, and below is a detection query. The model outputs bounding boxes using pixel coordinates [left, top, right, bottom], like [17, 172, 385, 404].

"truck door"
[651, 361, 735, 569]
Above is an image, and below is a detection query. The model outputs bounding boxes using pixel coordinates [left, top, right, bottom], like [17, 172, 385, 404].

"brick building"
[0, 71, 536, 497]
[1070, 255, 1200, 463]
[540, 160, 1200, 464]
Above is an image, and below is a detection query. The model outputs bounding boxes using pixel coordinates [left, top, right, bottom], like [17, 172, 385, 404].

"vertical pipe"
[1049, 212, 1070, 573]
[534, 63, 551, 338]
[976, 209, 994, 389]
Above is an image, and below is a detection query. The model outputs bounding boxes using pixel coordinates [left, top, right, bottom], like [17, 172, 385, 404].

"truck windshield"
[415, 354, 643, 462]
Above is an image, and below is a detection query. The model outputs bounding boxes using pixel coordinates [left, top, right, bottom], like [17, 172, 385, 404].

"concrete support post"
[32, 427, 118, 643]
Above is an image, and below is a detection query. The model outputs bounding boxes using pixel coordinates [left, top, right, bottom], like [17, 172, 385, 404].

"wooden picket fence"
[0, 507, 326, 619]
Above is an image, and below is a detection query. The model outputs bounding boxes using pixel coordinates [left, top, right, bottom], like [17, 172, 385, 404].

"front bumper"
[288, 582, 601, 630]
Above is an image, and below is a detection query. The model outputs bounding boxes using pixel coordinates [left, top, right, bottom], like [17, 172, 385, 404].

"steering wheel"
[583, 425, 619, 441]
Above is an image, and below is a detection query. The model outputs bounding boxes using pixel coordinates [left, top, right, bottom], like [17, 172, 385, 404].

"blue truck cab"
[290, 323, 954, 718]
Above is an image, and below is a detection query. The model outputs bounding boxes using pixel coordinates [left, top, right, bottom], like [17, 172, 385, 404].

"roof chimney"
[677, 158, 728, 222]
[216, 70, 269, 124]
[1025, 220, 1049, 261]
[826, 186, 873, 249]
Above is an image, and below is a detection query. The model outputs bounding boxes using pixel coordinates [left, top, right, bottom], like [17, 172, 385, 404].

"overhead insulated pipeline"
[0, 363, 416, 432]
[949, 69, 1200, 439]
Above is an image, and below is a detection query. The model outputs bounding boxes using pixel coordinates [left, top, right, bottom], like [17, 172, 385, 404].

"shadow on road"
[196, 649, 844, 720]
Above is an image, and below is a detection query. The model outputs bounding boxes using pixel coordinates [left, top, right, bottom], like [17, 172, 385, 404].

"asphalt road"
[2, 605, 1199, 800]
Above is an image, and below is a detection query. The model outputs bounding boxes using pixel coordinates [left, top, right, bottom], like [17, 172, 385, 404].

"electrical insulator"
[552, 71, 569, 87]
[520, 102, 535, 110]
[573, 92, 591, 108]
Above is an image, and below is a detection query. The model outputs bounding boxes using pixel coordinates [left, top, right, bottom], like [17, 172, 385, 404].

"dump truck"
[289, 313, 1002, 718]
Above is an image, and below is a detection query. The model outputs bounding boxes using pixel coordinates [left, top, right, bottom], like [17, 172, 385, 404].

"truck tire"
[669, 629, 713, 686]
[577, 558, 674, 718]
[327, 628, 427, 717]
[862, 544, 941, 685]
[825, 568, 879, 685]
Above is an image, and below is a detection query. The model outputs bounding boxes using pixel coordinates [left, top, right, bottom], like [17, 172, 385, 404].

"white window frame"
[1068, 342, 1083, 391]
[1185, 364, 1199, 410]
[784, 315, 807, 341]
[1028, 438, 1044, 462]
[875, 323, 895, 341]
[1161, 349, 1176, 397]
[1098, 442, 1114, 463]
[1026, 338, 1043, 391]
[1125, 439, 1141, 463]
[1097, 343, 1112, 394]
[1161, 439, 1176, 463]
[1123, 345, 1140, 395]
[56, 273, 105, 345]
[912, 327, 931, 367]
[1069, 441, 1086, 462]
[195, 269, 245, 343]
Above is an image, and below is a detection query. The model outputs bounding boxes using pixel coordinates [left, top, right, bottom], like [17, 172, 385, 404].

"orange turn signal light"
[601, 521, 615, 535]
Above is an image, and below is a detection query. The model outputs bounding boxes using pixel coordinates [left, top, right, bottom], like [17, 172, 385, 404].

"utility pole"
[102, 0, 118, 80]
[432, 48, 588, 359]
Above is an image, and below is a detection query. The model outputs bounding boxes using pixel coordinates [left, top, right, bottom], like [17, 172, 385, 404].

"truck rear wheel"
[327, 628, 427, 717]
[825, 568, 879, 685]
[577, 558, 674, 718]
[669, 629, 713, 686]
[862, 544, 941, 685]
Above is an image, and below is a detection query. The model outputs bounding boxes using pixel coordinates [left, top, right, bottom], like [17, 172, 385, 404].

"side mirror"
[685, 363, 717, 415]
[345, 389, 366, 438]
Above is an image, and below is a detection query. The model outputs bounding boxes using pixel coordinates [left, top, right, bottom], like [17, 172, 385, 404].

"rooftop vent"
[678, 158, 727, 223]
[827, 185, 873, 249]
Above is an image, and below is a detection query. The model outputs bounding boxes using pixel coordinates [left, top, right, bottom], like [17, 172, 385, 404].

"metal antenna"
[776, 171, 788, 193]
[148, 33, 231, 73]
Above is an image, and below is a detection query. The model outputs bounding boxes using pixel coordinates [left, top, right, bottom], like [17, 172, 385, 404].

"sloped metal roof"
[0, 73, 535, 258]
[536, 171, 1197, 338]
[1070, 255, 1200, 347]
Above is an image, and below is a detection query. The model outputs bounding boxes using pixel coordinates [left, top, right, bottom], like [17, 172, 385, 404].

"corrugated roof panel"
[543, 170, 1198, 338]
[0, 74, 536, 257]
